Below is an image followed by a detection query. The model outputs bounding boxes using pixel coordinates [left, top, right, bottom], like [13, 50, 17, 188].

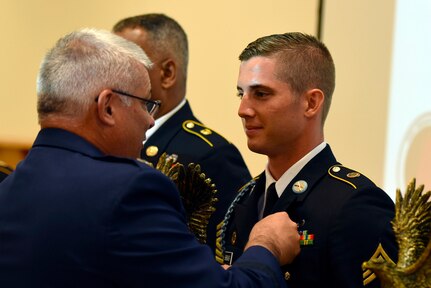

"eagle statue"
[154, 153, 218, 244]
[362, 178, 431, 287]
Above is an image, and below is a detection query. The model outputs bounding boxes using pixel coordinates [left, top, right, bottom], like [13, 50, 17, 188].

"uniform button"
[146, 146, 158, 157]
[186, 122, 195, 129]
[332, 166, 341, 172]
[284, 271, 291, 280]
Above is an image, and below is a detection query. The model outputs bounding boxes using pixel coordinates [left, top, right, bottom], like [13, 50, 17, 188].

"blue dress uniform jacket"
[0, 128, 287, 288]
[141, 101, 251, 253]
[221, 145, 398, 288]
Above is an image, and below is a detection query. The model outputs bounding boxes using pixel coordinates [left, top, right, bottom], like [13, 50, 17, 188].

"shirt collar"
[143, 98, 187, 143]
[265, 142, 327, 197]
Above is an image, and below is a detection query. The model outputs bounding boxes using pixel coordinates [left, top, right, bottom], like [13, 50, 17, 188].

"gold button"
[231, 231, 237, 245]
[200, 128, 212, 135]
[332, 166, 341, 172]
[284, 271, 291, 280]
[146, 146, 158, 157]
[186, 122, 195, 129]
[347, 172, 361, 178]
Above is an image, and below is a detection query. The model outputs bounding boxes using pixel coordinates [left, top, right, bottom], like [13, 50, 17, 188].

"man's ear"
[160, 59, 176, 89]
[304, 89, 324, 118]
[96, 89, 116, 126]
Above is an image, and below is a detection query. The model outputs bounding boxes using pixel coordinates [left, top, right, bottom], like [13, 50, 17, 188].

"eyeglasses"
[112, 89, 161, 116]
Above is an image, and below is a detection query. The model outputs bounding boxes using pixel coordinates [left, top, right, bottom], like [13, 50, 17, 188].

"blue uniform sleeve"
[328, 186, 397, 287]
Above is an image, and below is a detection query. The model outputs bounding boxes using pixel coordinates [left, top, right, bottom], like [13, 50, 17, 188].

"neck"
[267, 135, 323, 180]
[40, 115, 109, 155]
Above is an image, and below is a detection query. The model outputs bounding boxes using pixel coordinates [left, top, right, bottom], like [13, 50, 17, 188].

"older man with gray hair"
[0, 28, 300, 288]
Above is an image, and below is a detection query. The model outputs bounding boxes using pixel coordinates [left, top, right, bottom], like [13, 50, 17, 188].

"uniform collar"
[144, 98, 187, 142]
[33, 128, 105, 158]
[265, 142, 327, 197]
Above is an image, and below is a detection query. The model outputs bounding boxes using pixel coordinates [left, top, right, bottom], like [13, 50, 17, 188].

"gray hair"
[239, 32, 335, 124]
[36, 28, 152, 121]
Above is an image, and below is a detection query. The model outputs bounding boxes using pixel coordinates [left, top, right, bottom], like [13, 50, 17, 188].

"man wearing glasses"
[0, 28, 300, 287]
[108, 89, 161, 116]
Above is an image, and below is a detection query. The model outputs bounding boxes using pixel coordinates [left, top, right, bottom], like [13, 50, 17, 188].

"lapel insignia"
[292, 180, 308, 194]
[362, 243, 395, 285]
[299, 230, 314, 246]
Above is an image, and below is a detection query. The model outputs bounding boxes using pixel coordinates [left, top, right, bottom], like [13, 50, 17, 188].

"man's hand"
[245, 212, 300, 265]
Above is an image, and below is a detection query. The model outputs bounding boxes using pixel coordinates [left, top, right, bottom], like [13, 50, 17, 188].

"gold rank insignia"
[362, 243, 395, 285]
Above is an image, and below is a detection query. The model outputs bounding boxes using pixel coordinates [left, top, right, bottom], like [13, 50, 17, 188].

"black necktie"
[263, 182, 278, 217]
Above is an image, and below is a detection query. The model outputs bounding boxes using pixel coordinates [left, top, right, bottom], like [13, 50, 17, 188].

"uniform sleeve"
[106, 169, 285, 288]
[328, 186, 397, 287]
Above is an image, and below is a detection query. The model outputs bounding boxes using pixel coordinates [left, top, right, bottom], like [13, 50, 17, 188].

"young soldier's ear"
[160, 59, 176, 88]
[304, 89, 324, 118]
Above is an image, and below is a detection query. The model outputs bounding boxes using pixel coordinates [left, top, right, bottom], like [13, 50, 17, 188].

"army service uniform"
[141, 101, 251, 254]
[220, 145, 397, 288]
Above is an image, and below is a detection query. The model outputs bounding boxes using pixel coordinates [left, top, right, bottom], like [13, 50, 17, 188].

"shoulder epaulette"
[182, 120, 229, 147]
[328, 164, 375, 189]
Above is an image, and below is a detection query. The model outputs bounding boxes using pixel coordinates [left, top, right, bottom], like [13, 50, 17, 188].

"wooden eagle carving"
[155, 153, 218, 244]
[362, 178, 431, 287]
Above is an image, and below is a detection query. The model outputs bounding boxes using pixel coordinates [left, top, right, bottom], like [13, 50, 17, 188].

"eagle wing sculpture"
[155, 153, 218, 244]
[362, 178, 431, 288]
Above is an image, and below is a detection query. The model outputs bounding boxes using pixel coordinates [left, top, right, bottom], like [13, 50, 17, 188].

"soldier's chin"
[247, 142, 267, 155]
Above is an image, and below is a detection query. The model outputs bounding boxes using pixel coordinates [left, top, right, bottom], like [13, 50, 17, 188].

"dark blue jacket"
[222, 145, 398, 288]
[0, 128, 286, 288]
